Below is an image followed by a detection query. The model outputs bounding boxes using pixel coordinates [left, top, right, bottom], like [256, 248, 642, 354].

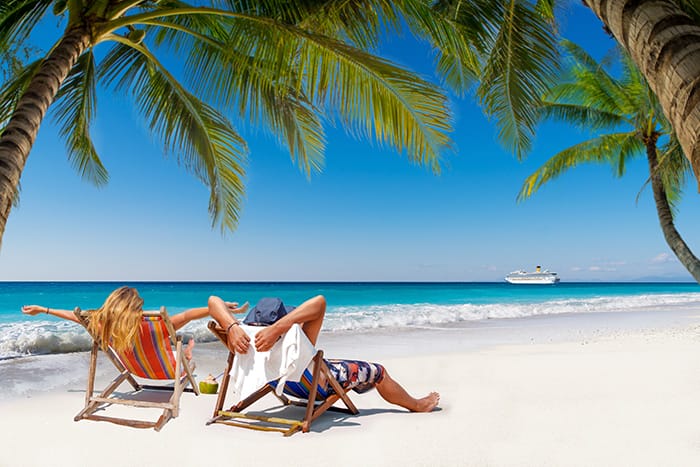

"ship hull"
[504, 276, 560, 285]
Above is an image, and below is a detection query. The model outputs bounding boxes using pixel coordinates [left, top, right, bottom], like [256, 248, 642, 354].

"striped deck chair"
[206, 321, 359, 436]
[73, 307, 199, 431]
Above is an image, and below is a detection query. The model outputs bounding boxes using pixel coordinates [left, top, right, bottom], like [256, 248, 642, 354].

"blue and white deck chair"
[206, 321, 359, 436]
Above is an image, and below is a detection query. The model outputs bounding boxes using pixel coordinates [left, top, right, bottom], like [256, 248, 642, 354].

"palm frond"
[136, 14, 325, 174]
[678, 0, 700, 23]
[535, 0, 556, 21]
[51, 51, 109, 186]
[0, 40, 39, 82]
[518, 132, 642, 200]
[99, 40, 248, 231]
[559, 39, 604, 72]
[0, 58, 42, 129]
[105, 4, 453, 171]
[0, 0, 52, 51]
[11, 182, 20, 208]
[263, 86, 326, 174]
[476, 0, 560, 159]
[297, 34, 453, 170]
[214, 0, 330, 28]
[619, 49, 670, 135]
[220, 14, 453, 170]
[224, 0, 479, 120]
[432, 0, 494, 53]
[284, 0, 398, 50]
[146, 0, 231, 53]
[657, 135, 691, 212]
[560, 40, 635, 115]
[298, 0, 481, 93]
[395, 0, 480, 94]
[613, 127, 645, 176]
[539, 101, 627, 130]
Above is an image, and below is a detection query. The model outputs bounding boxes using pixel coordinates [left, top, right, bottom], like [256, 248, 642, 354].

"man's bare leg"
[376, 371, 440, 412]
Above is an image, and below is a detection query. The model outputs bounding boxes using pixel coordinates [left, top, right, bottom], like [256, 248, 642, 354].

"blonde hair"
[88, 286, 144, 352]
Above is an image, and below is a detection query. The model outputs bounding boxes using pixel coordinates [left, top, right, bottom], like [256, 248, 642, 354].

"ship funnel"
[536, 265, 541, 272]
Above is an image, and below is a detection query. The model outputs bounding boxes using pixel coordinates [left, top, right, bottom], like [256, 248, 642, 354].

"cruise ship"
[505, 266, 560, 284]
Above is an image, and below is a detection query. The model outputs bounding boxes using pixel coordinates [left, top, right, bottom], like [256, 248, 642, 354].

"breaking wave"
[3, 292, 700, 359]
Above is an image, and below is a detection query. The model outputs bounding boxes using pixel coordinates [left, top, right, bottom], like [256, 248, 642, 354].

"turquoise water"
[2, 281, 699, 358]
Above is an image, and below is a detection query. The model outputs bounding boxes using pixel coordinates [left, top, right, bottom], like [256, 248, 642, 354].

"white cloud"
[587, 264, 618, 272]
[650, 253, 676, 264]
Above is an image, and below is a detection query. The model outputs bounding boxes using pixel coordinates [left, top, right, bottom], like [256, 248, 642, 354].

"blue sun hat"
[243, 297, 296, 326]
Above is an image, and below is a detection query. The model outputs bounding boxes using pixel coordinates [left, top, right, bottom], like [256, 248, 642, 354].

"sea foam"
[0, 320, 93, 359]
[3, 292, 700, 359]
[319, 292, 700, 331]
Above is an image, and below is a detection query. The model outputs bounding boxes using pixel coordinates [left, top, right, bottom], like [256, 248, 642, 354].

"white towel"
[228, 323, 316, 404]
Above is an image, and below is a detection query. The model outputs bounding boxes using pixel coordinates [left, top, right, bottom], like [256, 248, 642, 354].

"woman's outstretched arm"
[22, 305, 80, 323]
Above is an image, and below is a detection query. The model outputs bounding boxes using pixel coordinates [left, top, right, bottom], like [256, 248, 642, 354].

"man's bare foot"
[413, 392, 440, 412]
[184, 338, 195, 361]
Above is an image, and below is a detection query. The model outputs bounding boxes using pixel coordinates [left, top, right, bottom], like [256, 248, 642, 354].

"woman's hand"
[21, 305, 47, 316]
[225, 301, 249, 314]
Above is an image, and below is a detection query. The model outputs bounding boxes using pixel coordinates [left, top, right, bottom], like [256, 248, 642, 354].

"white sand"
[1, 309, 700, 466]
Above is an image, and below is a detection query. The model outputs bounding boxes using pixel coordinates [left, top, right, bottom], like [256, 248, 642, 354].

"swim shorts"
[325, 359, 385, 394]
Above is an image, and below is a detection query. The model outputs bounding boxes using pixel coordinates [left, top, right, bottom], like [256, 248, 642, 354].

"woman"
[22, 286, 248, 359]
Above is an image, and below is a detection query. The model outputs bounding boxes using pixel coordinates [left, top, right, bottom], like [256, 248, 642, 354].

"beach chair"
[73, 307, 199, 431]
[206, 321, 359, 436]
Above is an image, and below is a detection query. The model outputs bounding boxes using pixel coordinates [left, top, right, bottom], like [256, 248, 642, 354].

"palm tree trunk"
[0, 26, 90, 249]
[646, 137, 700, 282]
[584, 0, 700, 190]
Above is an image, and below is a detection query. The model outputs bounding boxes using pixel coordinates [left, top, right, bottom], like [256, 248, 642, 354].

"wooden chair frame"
[73, 307, 199, 431]
[206, 321, 359, 436]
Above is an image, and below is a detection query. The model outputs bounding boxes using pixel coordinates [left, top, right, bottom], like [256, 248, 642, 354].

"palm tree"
[583, 0, 700, 190]
[436, 0, 700, 189]
[0, 0, 477, 249]
[518, 40, 700, 282]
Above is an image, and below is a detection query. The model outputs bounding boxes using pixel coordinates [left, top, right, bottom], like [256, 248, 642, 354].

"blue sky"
[1, 3, 699, 282]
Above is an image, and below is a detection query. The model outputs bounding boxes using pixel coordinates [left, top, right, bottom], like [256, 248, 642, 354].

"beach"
[2, 307, 699, 467]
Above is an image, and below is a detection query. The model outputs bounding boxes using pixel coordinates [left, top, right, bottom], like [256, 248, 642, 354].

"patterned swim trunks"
[325, 359, 385, 394]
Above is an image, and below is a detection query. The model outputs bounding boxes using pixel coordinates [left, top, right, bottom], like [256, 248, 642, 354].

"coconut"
[199, 374, 219, 394]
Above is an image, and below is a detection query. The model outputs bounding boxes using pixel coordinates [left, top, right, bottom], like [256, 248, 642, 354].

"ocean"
[2, 281, 700, 360]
